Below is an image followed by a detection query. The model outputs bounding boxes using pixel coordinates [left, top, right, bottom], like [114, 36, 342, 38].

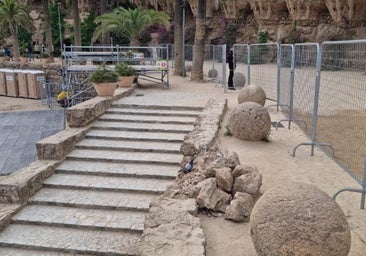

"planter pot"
[118, 76, 135, 87]
[92, 82, 118, 96]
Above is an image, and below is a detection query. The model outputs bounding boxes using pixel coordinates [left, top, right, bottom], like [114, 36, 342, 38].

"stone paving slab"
[106, 107, 201, 117]
[43, 174, 173, 194]
[29, 188, 155, 211]
[0, 110, 65, 175]
[0, 224, 140, 255]
[86, 129, 185, 143]
[13, 205, 146, 232]
[56, 160, 178, 179]
[0, 248, 92, 256]
[76, 139, 181, 154]
[92, 120, 193, 133]
[99, 113, 196, 124]
[112, 102, 203, 110]
[66, 149, 182, 165]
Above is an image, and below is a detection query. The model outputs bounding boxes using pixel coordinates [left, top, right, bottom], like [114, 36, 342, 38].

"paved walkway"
[0, 110, 65, 175]
[0, 92, 203, 255]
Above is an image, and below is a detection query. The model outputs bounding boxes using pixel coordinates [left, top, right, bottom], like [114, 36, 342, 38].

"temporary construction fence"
[234, 40, 366, 209]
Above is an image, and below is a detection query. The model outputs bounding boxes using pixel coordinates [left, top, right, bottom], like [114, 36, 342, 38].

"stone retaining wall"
[140, 99, 228, 256]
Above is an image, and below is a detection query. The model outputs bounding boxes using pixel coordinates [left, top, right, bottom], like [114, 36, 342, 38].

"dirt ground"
[1, 76, 365, 255]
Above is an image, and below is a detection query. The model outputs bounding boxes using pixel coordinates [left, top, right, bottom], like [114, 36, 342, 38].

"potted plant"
[115, 62, 135, 87]
[89, 64, 119, 96]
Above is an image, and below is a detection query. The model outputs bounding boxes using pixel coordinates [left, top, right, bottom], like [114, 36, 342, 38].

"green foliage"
[288, 19, 304, 44]
[81, 9, 97, 46]
[49, 1, 66, 56]
[18, 26, 32, 52]
[224, 125, 232, 136]
[41, 53, 50, 58]
[94, 7, 170, 46]
[115, 62, 135, 76]
[258, 31, 268, 44]
[89, 64, 119, 83]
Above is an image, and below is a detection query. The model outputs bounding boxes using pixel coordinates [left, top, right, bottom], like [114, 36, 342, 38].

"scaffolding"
[61, 45, 170, 106]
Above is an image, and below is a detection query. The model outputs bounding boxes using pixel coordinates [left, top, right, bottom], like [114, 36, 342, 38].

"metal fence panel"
[319, 40, 366, 184]
[206, 45, 226, 89]
[233, 44, 249, 86]
[248, 43, 279, 101]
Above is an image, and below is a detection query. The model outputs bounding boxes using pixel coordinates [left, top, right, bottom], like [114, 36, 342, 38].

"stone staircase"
[0, 103, 202, 255]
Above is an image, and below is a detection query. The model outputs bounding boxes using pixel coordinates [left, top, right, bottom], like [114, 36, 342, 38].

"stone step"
[66, 149, 182, 165]
[76, 138, 181, 154]
[29, 188, 156, 212]
[86, 129, 185, 143]
[99, 113, 196, 125]
[0, 248, 89, 256]
[92, 120, 193, 133]
[111, 103, 203, 111]
[56, 160, 178, 180]
[12, 205, 145, 232]
[106, 107, 201, 117]
[43, 173, 173, 194]
[0, 224, 140, 255]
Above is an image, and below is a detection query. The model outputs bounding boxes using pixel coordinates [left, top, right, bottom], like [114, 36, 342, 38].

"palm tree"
[0, 0, 34, 61]
[94, 7, 170, 46]
[42, 0, 53, 56]
[71, 0, 81, 46]
[174, 0, 184, 76]
[191, 0, 206, 81]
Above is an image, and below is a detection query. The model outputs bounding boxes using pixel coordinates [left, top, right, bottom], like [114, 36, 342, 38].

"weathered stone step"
[92, 120, 193, 133]
[111, 103, 203, 111]
[76, 139, 181, 154]
[43, 173, 172, 194]
[12, 205, 145, 232]
[99, 113, 196, 125]
[29, 188, 155, 211]
[56, 160, 178, 179]
[86, 129, 185, 143]
[0, 224, 140, 255]
[106, 107, 201, 117]
[0, 248, 89, 256]
[66, 149, 181, 165]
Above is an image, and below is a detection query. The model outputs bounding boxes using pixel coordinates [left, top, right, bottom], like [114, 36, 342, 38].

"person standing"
[28, 43, 34, 61]
[4, 47, 13, 61]
[227, 49, 235, 90]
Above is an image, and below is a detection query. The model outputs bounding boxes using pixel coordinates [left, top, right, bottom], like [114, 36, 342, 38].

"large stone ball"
[233, 72, 246, 89]
[208, 69, 218, 78]
[250, 182, 351, 256]
[238, 84, 266, 106]
[227, 102, 271, 141]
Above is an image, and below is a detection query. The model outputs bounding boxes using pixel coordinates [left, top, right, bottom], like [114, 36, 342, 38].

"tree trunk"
[174, 0, 184, 76]
[11, 27, 20, 61]
[43, 0, 53, 56]
[191, 0, 206, 82]
[72, 0, 81, 46]
[100, 0, 109, 45]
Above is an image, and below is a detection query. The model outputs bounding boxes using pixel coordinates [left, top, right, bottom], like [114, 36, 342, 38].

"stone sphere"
[233, 72, 246, 89]
[185, 64, 192, 72]
[238, 84, 266, 106]
[227, 102, 271, 141]
[208, 68, 218, 78]
[250, 182, 351, 256]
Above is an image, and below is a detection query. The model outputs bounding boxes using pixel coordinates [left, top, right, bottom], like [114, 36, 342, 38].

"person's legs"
[228, 69, 235, 89]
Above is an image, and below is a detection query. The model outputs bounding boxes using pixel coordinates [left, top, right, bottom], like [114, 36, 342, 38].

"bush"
[115, 62, 135, 76]
[89, 64, 119, 83]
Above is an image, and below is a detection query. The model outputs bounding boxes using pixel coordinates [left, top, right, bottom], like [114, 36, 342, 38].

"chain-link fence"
[233, 44, 249, 87]
[248, 43, 280, 102]
[207, 44, 226, 89]
[318, 40, 366, 185]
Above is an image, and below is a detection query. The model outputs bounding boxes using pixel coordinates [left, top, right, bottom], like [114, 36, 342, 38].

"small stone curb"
[66, 84, 136, 127]
[0, 160, 60, 204]
[0, 204, 23, 232]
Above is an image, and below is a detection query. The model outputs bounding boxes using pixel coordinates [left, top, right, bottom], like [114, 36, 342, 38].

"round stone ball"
[250, 182, 351, 256]
[185, 64, 192, 72]
[208, 68, 218, 78]
[227, 102, 271, 141]
[233, 72, 246, 89]
[238, 84, 266, 106]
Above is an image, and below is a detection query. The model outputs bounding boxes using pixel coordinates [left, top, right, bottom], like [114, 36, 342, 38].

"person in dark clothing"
[227, 49, 235, 90]
[4, 47, 13, 61]
[28, 43, 34, 61]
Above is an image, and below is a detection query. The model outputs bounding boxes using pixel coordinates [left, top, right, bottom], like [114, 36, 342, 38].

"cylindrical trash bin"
[18, 70, 29, 98]
[0, 68, 8, 96]
[5, 70, 19, 97]
[27, 71, 46, 99]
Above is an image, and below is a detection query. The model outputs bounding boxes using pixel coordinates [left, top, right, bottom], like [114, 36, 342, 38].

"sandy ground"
[1, 75, 365, 255]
